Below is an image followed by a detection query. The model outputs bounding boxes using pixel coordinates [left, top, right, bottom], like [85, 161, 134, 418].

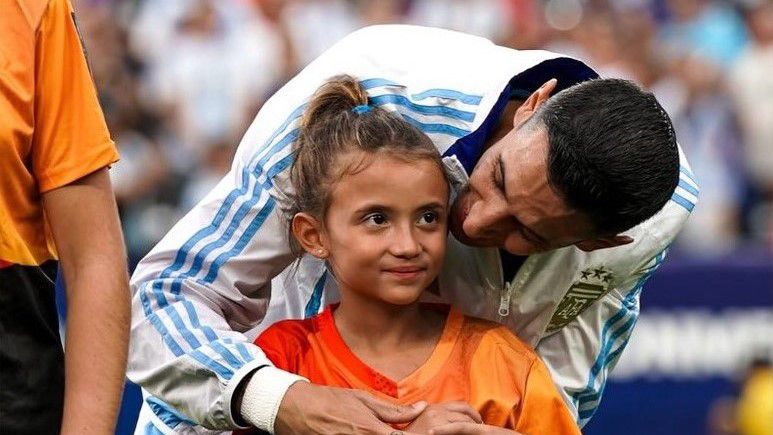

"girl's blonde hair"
[288, 75, 446, 255]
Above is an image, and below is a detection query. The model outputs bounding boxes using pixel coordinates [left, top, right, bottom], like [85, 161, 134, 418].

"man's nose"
[468, 203, 510, 236]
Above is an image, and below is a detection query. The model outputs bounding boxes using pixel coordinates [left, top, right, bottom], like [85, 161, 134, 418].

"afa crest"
[545, 266, 614, 334]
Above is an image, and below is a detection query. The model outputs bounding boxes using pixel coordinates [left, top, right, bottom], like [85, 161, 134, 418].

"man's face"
[450, 125, 597, 255]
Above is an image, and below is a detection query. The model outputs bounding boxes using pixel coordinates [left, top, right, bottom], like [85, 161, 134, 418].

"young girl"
[242, 76, 580, 435]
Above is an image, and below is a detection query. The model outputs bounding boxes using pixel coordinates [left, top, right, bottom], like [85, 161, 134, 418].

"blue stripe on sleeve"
[202, 197, 277, 284]
[146, 396, 195, 428]
[576, 328, 638, 408]
[162, 304, 201, 349]
[142, 291, 245, 374]
[136, 105, 305, 378]
[170, 134, 299, 295]
[399, 114, 470, 137]
[259, 105, 307, 157]
[577, 312, 636, 394]
[208, 341, 245, 370]
[304, 273, 327, 318]
[262, 153, 296, 185]
[369, 94, 476, 122]
[143, 422, 166, 435]
[180, 299, 218, 342]
[154, 109, 304, 293]
[576, 314, 638, 405]
[671, 192, 695, 212]
[360, 79, 484, 107]
[190, 350, 234, 380]
[679, 165, 695, 181]
[145, 310, 185, 357]
[678, 179, 699, 197]
[236, 343, 255, 363]
[139, 281, 155, 317]
[574, 312, 638, 422]
[157, 170, 250, 280]
[411, 89, 483, 105]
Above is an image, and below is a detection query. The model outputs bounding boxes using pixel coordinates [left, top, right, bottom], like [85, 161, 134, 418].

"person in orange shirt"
[1, 1, 129, 434]
[233, 75, 581, 435]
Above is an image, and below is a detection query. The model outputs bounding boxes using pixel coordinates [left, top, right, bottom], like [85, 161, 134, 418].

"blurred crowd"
[70, 0, 773, 265]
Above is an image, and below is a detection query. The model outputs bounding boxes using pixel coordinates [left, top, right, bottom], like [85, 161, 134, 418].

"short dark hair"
[538, 78, 679, 235]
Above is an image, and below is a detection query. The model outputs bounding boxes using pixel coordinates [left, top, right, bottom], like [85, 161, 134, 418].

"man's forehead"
[501, 124, 548, 159]
[499, 128, 549, 195]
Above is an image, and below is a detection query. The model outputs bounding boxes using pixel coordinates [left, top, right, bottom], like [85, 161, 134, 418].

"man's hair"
[537, 78, 680, 235]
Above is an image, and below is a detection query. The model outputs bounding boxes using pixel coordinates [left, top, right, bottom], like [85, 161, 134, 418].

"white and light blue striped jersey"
[128, 25, 698, 433]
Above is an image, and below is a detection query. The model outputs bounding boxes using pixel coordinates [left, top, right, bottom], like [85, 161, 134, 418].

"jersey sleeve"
[127, 149, 301, 429]
[32, 0, 118, 192]
[513, 358, 582, 435]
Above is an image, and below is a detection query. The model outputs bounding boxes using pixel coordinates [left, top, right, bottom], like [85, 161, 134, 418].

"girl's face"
[313, 152, 449, 306]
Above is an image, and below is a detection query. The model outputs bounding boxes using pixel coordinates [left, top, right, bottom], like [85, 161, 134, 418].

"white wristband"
[240, 366, 308, 433]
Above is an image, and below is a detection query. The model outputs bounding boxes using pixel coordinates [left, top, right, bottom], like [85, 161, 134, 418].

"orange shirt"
[0, 0, 118, 266]
[251, 305, 581, 434]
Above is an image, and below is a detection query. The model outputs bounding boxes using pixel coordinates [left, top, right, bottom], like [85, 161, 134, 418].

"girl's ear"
[292, 212, 329, 258]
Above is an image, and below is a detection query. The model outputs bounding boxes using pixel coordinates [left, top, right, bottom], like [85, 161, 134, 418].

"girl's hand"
[406, 401, 483, 433]
[428, 422, 524, 435]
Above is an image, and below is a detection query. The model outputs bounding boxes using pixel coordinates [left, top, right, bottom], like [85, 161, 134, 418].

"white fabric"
[128, 25, 697, 433]
[240, 367, 308, 432]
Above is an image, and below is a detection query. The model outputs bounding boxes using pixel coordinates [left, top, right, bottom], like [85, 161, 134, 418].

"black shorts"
[0, 261, 64, 435]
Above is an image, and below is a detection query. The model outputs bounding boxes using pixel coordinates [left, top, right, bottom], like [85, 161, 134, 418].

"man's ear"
[575, 235, 634, 252]
[291, 212, 328, 258]
[512, 78, 558, 127]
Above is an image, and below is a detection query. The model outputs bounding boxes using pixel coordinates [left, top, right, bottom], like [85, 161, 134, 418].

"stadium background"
[57, 0, 772, 433]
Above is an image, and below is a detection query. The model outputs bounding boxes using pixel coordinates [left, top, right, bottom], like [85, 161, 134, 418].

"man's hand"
[428, 423, 523, 435]
[274, 382, 427, 434]
[406, 401, 483, 434]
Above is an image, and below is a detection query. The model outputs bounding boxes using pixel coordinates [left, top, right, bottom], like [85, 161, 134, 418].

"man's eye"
[418, 211, 439, 225]
[366, 214, 387, 225]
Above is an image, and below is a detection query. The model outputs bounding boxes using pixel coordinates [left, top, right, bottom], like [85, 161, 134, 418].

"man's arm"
[43, 168, 129, 435]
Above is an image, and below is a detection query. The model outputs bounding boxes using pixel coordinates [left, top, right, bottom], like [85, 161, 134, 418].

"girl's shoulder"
[457, 314, 540, 366]
[255, 308, 331, 353]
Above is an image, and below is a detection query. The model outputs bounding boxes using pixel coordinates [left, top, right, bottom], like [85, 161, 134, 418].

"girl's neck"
[333, 291, 446, 381]
[333, 291, 444, 355]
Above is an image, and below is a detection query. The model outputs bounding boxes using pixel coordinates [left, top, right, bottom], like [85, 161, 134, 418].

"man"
[0, 0, 130, 434]
[129, 25, 698, 434]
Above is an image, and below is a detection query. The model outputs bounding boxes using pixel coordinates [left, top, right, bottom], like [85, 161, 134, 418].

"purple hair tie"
[352, 104, 371, 114]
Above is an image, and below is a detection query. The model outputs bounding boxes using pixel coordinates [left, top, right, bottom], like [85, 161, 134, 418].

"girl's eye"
[366, 213, 387, 226]
[418, 211, 439, 225]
